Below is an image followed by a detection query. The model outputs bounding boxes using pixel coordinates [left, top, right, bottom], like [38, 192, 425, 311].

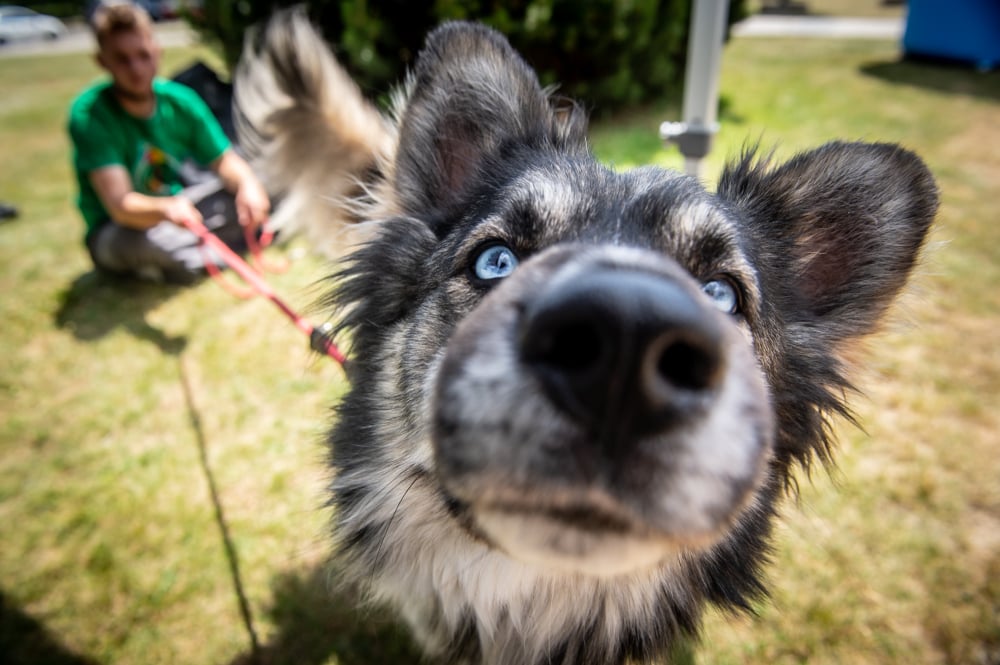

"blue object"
[903, 0, 1000, 71]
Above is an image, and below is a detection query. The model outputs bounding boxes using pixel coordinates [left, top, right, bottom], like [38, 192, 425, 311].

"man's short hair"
[92, 2, 154, 48]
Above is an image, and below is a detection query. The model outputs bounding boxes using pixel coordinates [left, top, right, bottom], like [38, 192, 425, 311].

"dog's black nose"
[519, 268, 725, 441]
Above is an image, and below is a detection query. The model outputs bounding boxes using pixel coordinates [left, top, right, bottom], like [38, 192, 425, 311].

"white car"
[0, 5, 67, 45]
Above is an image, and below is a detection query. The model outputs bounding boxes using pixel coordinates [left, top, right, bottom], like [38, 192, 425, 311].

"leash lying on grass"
[181, 216, 346, 365]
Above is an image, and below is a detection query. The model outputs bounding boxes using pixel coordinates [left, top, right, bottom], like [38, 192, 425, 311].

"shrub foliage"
[191, 0, 747, 113]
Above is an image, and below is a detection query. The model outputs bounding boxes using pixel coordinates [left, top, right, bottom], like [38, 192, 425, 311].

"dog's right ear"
[718, 141, 938, 340]
[392, 22, 588, 217]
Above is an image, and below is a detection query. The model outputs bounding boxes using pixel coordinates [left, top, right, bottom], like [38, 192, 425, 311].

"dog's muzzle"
[432, 246, 772, 575]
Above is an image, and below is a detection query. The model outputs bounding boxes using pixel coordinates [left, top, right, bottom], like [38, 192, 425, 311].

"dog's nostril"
[533, 321, 604, 372]
[651, 334, 722, 394]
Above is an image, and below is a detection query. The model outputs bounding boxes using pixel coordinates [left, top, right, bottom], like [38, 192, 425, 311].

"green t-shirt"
[68, 77, 231, 238]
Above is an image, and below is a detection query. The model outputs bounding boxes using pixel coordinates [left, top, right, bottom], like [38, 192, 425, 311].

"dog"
[235, 10, 938, 665]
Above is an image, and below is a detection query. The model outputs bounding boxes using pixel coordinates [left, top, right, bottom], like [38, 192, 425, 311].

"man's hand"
[214, 149, 271, 230]
[235, 178, 271, 230]
[161, 195, 203, 230]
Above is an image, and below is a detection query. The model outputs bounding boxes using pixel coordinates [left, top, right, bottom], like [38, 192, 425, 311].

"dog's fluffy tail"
[234, 8, 394, 258]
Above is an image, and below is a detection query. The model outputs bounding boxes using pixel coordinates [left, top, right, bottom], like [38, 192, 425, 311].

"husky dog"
[236, 10, 938, 665]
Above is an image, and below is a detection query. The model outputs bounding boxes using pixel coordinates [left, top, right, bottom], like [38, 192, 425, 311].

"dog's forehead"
[499, 162, 741, 251]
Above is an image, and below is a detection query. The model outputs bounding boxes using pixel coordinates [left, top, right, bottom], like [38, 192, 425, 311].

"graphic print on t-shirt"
[132, 142, 186, 195]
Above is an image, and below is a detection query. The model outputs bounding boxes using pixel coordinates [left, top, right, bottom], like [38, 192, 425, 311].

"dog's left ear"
[392, 21, 588, 217]
[718, 141, 938, 339]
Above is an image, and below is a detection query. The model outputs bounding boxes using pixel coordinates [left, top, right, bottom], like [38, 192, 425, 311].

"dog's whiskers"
[365, 467, 423, 598]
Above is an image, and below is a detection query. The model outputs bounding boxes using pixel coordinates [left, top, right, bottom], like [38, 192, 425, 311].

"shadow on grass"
[861, 58, 1000, 101]
[177, 354, 264, 656]
[53, 270, 188, 355]
[228, 564, 424, 665]
[0, 590, 98, 665]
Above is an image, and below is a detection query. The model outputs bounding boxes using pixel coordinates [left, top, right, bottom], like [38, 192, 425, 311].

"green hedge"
[191, 0, 747, 113]
[17, 0, 84, 19]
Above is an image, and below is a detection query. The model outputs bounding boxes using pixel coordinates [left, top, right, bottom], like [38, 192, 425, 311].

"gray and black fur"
[236, 10, 938, 665]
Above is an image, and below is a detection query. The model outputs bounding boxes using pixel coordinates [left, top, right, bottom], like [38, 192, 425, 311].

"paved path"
[0, 19, 193, 59]
[731, 14, 904, 39]
[0, 14, 904, 61]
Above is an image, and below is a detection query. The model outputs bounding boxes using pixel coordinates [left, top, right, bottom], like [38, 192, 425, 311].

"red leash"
[201, 221, 287, 299]
[182, 217, 346, 365]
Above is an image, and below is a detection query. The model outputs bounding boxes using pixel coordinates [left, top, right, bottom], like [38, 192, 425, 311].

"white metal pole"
[660, 0, 729, 178]
[682, 0, 727, 142]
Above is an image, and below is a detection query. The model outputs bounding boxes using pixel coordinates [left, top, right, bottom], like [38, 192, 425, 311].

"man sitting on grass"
[68, 2, 270, 284]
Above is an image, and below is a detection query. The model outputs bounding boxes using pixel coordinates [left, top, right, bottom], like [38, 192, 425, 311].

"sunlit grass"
[1, 22, 998, 665]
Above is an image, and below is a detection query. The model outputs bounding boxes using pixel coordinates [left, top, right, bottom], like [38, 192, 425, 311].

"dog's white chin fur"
[476, 510, 684, 576]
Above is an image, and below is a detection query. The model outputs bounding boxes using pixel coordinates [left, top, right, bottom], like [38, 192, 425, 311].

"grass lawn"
[2, 21, 999, 665]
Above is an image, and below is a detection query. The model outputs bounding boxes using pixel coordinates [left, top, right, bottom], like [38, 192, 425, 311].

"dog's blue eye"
[474, 244, 518, 281]
[702, 278, 739, 314]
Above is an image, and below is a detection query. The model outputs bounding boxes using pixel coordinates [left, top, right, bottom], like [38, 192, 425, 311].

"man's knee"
[87, 220, 207, 283]
[88, 222, 142, 272]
